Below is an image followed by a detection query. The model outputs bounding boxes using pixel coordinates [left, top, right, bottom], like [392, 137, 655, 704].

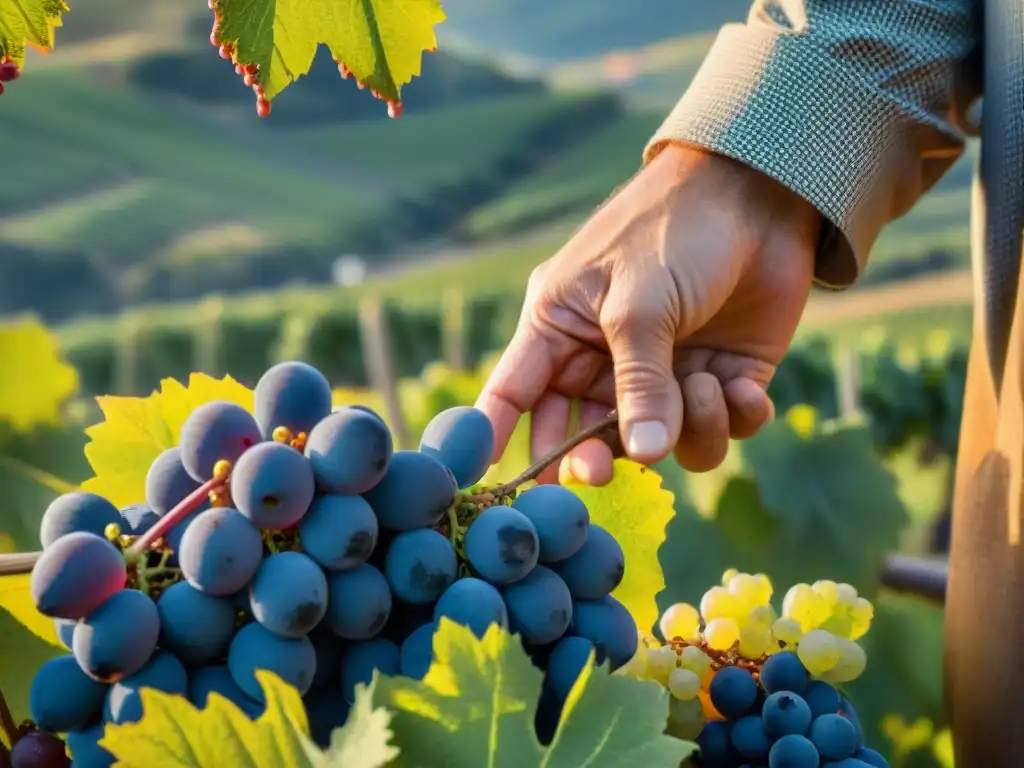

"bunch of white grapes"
[618, 570, 875, 745]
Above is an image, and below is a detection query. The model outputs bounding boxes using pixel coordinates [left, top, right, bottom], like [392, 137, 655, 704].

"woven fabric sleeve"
[645, 0, 981, 288]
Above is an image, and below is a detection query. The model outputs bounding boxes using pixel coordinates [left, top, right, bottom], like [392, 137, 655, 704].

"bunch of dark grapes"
[0, 55, 22, 96]
[207, 0, 270, 117]
[23, 360, 638, 764]
[688, 651, 890, 767]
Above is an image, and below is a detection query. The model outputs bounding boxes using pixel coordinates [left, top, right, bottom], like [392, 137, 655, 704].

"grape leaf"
[0, 574, 58, 647]
[100, 670, 329, 767]
[373, 618, 690, 767]
[0, 318, 79, 431]
[0, 573, 63, 726]
[214, 0, 446, 103]
[81, 373, 254, 507]
[323, 684, 400, 767]
[0, 0, 66, 64]
[563, 459, 674, 635]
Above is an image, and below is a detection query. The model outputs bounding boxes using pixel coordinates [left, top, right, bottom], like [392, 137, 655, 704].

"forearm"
[646, 0, 982, 288]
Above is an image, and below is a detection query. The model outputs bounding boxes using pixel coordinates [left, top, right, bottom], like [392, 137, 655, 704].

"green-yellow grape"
[797, 629, 841, 675]
[659, 603, 700, 642]
[822, 612, 854, 639]
[771, 617, 803, 647]
[849, 597, 874, 640]
[666, 696, 706, 740]
[705, 617, 740, 651]
[738, 624, 772, 659]
[748, 604, 777, 628]
[679, 645, 713, 682]
[818, 636, 867, 683]
[836, 583, 859, 607]
[646, 645, 679, 680]
[668, 667, 702, 700]
[700, 586, 739, 621]
[811, 579, 840, 606]
[721, 568, 739, 586]
[783, 583, 831, 630]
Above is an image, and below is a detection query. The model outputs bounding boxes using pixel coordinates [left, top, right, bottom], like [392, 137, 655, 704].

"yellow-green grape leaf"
[100, 670, 323, 767]
[0, 575, 63, 727]
[0, 0, 66, 64]
[0, 318, 78, 430]
[374, 618, 689, 767]
[214, 0, 446, 103]
[0, 573, 59, 646]
[81, 373, 254, 507]
[563, 460, 674, 635]
[323, 684, 399, 767]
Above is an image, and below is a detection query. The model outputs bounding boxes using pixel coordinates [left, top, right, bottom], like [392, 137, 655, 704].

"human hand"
[475, 143, 822, 485]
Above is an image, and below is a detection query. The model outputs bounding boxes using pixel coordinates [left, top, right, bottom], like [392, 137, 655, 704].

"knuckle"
[613, 359, 674, 396]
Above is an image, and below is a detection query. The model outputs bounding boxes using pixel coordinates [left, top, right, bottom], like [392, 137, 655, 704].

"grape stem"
[126, 475, 226, 556]
[485, 410, 621, 499]
[0, 685, 18, 749]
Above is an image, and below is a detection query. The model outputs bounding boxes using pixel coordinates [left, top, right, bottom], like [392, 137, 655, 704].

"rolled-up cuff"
[645, 24, 957, 289]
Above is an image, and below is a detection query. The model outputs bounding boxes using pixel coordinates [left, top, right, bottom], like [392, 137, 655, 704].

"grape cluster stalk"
[9, 361, 639, 765]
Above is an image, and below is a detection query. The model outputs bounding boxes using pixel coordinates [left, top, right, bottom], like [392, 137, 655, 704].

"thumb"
[600, 285, 682, 464]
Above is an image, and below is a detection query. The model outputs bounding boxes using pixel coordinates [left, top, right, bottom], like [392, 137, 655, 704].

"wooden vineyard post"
[441, 286, 466, 371]
[194, 296, 226, 377]
[357, 296, 410, 449]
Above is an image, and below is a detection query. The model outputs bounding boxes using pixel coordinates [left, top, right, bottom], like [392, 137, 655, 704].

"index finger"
[475, 324, 553, 462]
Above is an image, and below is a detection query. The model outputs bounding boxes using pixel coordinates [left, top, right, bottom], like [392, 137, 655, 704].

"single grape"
[804, 680, 841, 718]
[104, 651, 188, 725]
[434, 578, 508, 638]
[339, 639, 400, 702]
[0, 61, 20, 82]
[31, 532, 126, 619]
[568, 595, 637, 671]
[768, 733, 820, 767]
[55, 619, 76, 650]
[418, 406, 495, 489]
[188, 665, 264, 718]
[701, 585, 739, 621]
[761, 651, 810, 695]
[253, 361, 333, 439]
[772, 617, 804, 648]
[551, 524, 623, 599]
[249, 551, 328, 637]
[464, 506, 539, 585]
[305, 408, 393, 494]
[732, 714, 772, 761]
[39, 492, 121, 548]
[809, 713, 859, 760]
[695, 719, 732, 763]
[659, 603, 700, 643]
[666, 696, 705, 741]
[762, 691, 813, 737]
[309, 622, 346, 689]
[739, 623, 773, 658]
[705, 617, 741, 651]
[304, 686, 350, 748]
[166, 508, 204, 563]
[227, 622, 317, 701]
[66, 723, 113, 767]
[667, 668, 701, 700]
[299, 494, 378, 571]
[73, 589, 160, 682]
[709, 665, 759, 720]
[797, 629, 841, 675]
[399, 622, 436, 680]
[230, 442, 316, 529]
[363, 450, 454, 530]
[29, 655, 107, 732]
[325, 563, 392, 640]
[117, 503, 160, 535]
[156, 581, 236, 665]
[510, 484, 589, 563]
[384, 529, 458, 605]
[819, 637, 867, 684]
[545, 636, 594, 700]
[9, 731, 69, 768]
[853, 747, 890, 767]
[145, 447, 206, 516]
[503, 566, 572, 645]
[179, 507, 263, 596]
[179, 400, 262, 481]
[679, 645, 713, 682]
[346, 404, 383, 421]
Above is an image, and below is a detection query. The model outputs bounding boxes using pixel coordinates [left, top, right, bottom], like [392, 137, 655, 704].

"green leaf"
[100, 670, 326, 767]
[214, 0, 446, 103]
[0, 1, 66, 68]
[564, 460, 675, 635]
[323, 684, 399, 767]
[0, 318, 79, 431]
[373, 618, 691, 767]
[740, 415, 908, 597]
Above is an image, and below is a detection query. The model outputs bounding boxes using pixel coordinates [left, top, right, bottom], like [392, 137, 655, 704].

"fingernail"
[625, 421, 669, 459]
[692, 376, 717, 409]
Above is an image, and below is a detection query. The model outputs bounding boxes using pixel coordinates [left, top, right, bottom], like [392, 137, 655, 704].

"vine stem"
[127, 475, 226, 556]
[0, 685, 19, 749]
[486, 410, 621, 498]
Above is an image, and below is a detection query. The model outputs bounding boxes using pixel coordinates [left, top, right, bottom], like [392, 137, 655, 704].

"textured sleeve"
[645, 0, 982, 288]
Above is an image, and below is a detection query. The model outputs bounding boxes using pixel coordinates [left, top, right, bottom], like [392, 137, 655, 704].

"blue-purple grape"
[464, 505, 539, 585]
[804, 680, 841, 718]
[228, 622, 316, 702]
[73, 589, 160, 682]
[567, 595, 637, 671]
[29, 655, 107, 732]
[763, 690, 813, 737]
[298, 494, 378, 571]
[179, 507, 263, 596]
[156, 581, 236, 665]
[66, 722, 114, 767]
[304, 408, 392, 494]
[696, 719, 732, 763]
[552, 524, 623, 600]
[768, 734, 821, 767]
[511, 485, 589, 563]
[118, 503, 160, 534]
[188, 664, 263, 718]
[325, 563, 392, 640]
[179, 400, 262, 481]
[11, 730, 72, 767]
[145, 447, 206, 516]
[433, 578, 508, 638]
[339, 638, 400, 702]
[808, 713, 859, 760]
[384, 529, 457, 605]
[103, 651, 187, 725]
[363, 450, 454, 531]
[418, 406, 495, 488]
[32, 532, 125, 619]
[732, 714, 772, 761]
[39, 491, 121, 549]
[304, 686, 350, 747]
[230, 441, 315, 529]
[309, 622, 346, 690]
[254, 361, 333, 440]
[249, 551, 328, 638]
[504, 565, 572, 645]
[399, 621, 436, 680]
[709, 665, 759, 721]
[761, 650, 810, 696]
[545, 636, 594, 700]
